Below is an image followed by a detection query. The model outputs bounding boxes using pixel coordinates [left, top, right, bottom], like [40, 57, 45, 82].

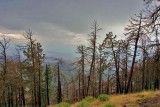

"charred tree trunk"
[22, 87, 25, 106]
[45, 64, 50, 106]
[78, 71, 81, 100]
[15, 88, 18, 107]
[8, 87, 10, 107]
[10, 87, 13, 107]
[124, 45, 128, 93]
[145, 60, 149, 90]
[142, 55, 146, 90]
[37, 43, 42, 107]
[57, 63, 62, 103]
[81, 46, 85, 98]
[98, 50, 102, 95]
[112, 48, 122, 93]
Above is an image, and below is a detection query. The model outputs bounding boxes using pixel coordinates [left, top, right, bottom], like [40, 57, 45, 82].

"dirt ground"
[139, 96, 160, 107]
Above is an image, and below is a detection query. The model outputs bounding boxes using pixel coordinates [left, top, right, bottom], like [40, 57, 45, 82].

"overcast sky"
[0, 0, 144, 60]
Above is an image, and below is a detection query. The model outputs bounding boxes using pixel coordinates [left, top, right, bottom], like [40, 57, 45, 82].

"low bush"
[77, 96, 95, 107]
[54, 102, 70, 107]
[98, 94, 110, 101]
[85, 96, 95, 102]
[77, 99, 91, 107]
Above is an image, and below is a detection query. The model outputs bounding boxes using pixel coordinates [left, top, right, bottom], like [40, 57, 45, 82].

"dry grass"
[70, 99, 106, 107]
[50, 90, 160, 107]
[109, 90, 160, 107]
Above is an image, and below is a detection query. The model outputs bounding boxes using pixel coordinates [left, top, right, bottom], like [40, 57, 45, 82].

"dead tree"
[76, 45, 86, 98]
[87, 20, 102, 96]
[125, 12, 143, 93]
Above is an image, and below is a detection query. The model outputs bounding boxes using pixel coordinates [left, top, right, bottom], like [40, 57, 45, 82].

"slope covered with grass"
[50, 90, 160, 107]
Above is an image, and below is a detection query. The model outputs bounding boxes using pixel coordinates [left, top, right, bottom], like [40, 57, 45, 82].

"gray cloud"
[0, 0, 144, 59]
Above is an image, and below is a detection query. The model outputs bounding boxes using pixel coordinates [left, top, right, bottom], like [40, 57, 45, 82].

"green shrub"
[77, 96, 95, 107]
[63, 100, 71, 104]
[104, 103, 115, 107]
[85, 96, 95, 102]
[77, 99, 91, 107]
[98, 94, 110, 101]
[55, 102, 70, 107]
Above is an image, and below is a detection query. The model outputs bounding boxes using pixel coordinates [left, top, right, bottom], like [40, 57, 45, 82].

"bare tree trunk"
[126, 13, 142, 93]
[81, 46, 85, 98]
[46, 65, 50, 106]
[98, 50, 102, 95]
[22, 87, 25, 106]
[18, 88, 21, 106]
[78, 71, 81, 100]
[33, 58, 37, 107]
[31, 88, 34, 107]
[87, 21, 101, 96]
[10, 87, 13, 107]
[87, 48, 96, 96]
[112, 48, 121, 93]
[142, 55, 146, 90]
[15, 88, 18, 107]
[154, 30, 160, 90]
[37, 43, 42, 107]
[57, 63, 62, 103]
[124, 45, 128, 93]
[8, 87, 10, 107]
[145, 60, 149, 90]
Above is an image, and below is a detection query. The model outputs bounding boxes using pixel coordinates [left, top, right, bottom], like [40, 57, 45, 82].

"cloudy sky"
[0, 0, 144, 60]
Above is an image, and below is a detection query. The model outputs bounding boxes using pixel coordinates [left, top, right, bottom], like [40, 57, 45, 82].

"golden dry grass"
[109, 90, 160, 107]
[50, 90, 160, 107]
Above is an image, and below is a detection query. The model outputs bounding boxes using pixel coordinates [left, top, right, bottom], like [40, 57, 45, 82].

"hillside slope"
[52, 90, 160, 107]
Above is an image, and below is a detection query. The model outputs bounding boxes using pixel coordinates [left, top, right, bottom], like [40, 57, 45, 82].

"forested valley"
[0, 0, 160, 107]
